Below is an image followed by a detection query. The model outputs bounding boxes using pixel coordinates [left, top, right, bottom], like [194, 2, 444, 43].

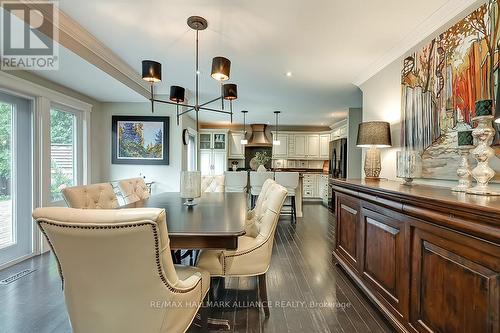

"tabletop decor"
[452, 128, 474, 192]
[356, 121, 392, 179]
[396, 150, 420, 185]
[400, 2, 500, 181]
[111, 115, 169, 165]
[180, 171, 201, 205]
[466, 102, 499, 195]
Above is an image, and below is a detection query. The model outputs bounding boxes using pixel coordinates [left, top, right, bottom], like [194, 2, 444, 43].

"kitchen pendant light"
[241, 110, 248, 145]
[273, 111, 281, 146]
[141, 16, 239, 129]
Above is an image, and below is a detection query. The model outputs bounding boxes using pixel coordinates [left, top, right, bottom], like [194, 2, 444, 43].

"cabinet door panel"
[212, 151, 227, 176]
[229, 132, 244, 158]
[336, 194, 360, 269]
[200, 151, 212, 176]
[320, 134, 330, 159]
[293, 135, 306, 157]
[361, 207, 407, 316]
[307, 134, 320, 158]
[411, 227, 500, 333]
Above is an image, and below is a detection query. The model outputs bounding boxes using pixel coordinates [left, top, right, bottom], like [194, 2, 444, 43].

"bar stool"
[249, 171, 274, 208]
[224, 171, 248, 193]
[275, 172, 299, 222]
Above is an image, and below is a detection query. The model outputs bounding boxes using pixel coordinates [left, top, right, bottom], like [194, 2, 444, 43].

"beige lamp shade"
[356, 121, 392, 147]
[180, 171, 201, 199]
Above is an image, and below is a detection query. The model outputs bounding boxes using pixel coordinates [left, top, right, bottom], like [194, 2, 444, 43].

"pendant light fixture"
[241, 110, 248, 145]
[141, 16, 239, 130]
[273, 111, 281, 145]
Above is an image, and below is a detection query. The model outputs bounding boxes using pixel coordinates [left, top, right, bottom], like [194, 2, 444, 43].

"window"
[50, 108, 77, 202]
[0, 102, 13, 248]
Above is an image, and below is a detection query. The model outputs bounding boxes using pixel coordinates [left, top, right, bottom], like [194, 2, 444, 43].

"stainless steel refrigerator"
[328, 138, 347, 211]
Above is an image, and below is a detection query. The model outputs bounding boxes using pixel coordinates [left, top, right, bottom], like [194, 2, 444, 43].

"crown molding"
[353, 0, 484, 87]
[17, 1, 150, 99]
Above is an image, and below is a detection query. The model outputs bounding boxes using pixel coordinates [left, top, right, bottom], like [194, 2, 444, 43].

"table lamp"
[357, 121, 392, 179]
[180, 171, 201, 206]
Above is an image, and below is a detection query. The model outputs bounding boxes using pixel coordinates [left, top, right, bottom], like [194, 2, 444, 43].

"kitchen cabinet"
[271, 133, 288, 158]
[228, 131, 245, 159]
[302, 173, 327, 199]
[291, 134, 306, 158]
[320, 134, 330, 159]
[331, 124, 347, 140]
[306, 134, 320, 159]
[319, 174, 329, 204]
[199, 130, 228, 176]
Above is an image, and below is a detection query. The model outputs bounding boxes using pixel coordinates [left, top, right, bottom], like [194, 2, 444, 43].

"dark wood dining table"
[121, 192, 247, 250]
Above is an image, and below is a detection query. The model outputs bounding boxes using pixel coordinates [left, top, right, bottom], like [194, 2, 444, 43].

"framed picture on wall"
[111, 115, 169, 165]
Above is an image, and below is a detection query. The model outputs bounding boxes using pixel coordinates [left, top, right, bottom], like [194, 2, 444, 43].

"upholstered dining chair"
[249, 171, 274, 207]
[61, 183, 119, 209]
[224, 171, 248, 193]
[32, 207, 210, 333]
[118, 177, 151, 204]
[196, 181, 287, 317]
[274, 172, 299, 222]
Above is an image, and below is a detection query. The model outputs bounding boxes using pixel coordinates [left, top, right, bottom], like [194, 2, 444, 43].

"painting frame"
[111, 115, 170, 165]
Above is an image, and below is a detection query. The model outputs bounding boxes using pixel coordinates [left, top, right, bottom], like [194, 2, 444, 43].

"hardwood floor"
[0, 203, 393, 333]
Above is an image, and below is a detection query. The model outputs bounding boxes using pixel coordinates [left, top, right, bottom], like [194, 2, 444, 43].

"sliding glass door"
[0, 92, 33, 267]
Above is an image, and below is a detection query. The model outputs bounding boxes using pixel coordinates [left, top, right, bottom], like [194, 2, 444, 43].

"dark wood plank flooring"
[0, 203, 393, 333]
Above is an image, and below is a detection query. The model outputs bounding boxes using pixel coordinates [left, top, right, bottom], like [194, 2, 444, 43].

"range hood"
[246, 124, 272, 147]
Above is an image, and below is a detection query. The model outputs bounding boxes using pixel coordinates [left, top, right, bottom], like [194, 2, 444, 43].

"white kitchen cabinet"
[306, 134, 320, 159]
[320, 134, 330, 159]
[272, 133, 288, 158]
[291, 134, 306, 158]
[330, 125, 347, 141]
[199, 130, 228, 176]
[318, 174, 329, 204]
[228, 131, 245, 159]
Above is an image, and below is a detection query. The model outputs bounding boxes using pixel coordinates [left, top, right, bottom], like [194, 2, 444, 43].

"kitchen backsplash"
[272, 159, 326, 169]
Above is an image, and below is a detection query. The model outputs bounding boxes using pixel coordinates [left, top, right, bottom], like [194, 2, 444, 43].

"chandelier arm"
[199, 106, 233, 115]
[178, 108, 194, 117]
[221, 83, 224, 110]
[151, 98, 196, 109]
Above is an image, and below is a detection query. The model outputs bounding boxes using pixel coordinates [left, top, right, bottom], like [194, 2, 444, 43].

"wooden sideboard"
[331, 179, 499, 333]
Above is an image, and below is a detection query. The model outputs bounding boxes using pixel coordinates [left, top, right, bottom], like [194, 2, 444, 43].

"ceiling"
[43, 0, 450, 124]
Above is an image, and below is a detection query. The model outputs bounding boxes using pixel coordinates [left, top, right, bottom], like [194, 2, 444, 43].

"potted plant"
[254, 151, 271, 171]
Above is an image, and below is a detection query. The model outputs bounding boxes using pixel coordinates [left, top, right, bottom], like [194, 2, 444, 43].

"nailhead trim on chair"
[37, 219, 202, 299]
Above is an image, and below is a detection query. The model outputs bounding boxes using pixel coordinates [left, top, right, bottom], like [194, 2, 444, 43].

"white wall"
[91, 101, 195, 193]
[359, 20, 500, 190]
[360, 57, 403, 181]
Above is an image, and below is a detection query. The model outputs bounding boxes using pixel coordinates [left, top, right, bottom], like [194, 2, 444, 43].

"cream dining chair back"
[61, 183, 118, 209]
[118, 177, 150, 204]
[32, 207, 210, 333]
[197, 181, 287, 317]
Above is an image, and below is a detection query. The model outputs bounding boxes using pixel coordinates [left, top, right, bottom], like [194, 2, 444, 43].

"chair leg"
[292, 196, 296, 222]
[258, 273, 270, 317]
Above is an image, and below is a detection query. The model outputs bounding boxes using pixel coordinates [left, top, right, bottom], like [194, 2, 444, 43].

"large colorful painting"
[401, 1, 500, 181]
[112, 116, 169, 165]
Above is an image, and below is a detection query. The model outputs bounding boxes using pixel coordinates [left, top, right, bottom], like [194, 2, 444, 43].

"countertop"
[331, 178, 500, 219]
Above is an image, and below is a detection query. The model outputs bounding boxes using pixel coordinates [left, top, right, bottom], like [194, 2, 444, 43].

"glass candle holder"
[397, 150, 420, 185]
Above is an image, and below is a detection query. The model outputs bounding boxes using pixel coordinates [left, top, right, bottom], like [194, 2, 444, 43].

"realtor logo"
[1, 1, 59, 70]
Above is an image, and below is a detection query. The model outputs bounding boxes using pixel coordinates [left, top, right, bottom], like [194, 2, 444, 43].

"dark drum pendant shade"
[223, 84, 237, 100]
[169, 85, 185, 103]
[142, 60, 162, 82]
[356, 121, 392, 147]
[211, 56, 231, 81]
